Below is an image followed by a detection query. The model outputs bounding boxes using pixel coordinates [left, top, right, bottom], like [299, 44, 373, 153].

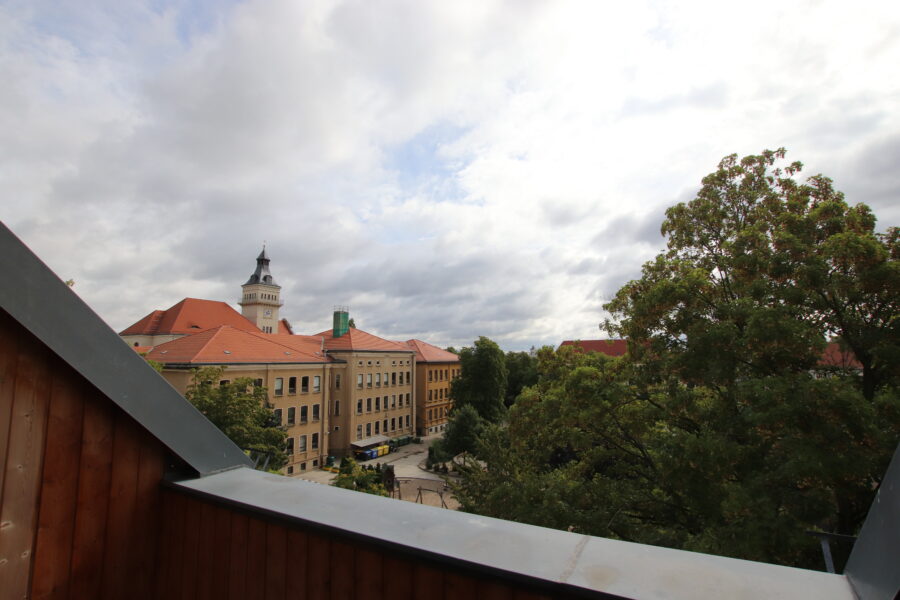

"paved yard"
[293, 434, 460, 509]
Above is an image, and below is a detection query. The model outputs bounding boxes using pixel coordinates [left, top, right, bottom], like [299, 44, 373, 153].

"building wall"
[330, 351, 415, 456]
[161, 363, 333, 476]
[415, 362, 459, 436]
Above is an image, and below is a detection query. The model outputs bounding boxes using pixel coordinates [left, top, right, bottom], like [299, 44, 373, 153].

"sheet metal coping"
[170, 467, 854, 600]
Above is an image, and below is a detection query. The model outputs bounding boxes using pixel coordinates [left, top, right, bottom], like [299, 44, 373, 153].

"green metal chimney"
[333, 306, 349, 338]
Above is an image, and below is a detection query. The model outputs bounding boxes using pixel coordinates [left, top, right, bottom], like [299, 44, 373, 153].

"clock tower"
[239, 246, 282, 333]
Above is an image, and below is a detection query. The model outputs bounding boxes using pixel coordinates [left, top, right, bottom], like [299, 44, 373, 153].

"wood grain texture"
[354, 546, 383, 600]
[329, 539, 354, 600]
[30, 364, 85, 600]
[307, 533, 330, 600]
[227, 512, 249, 600]
[245, 516, 267, 600]
[0, 327, 51, 599]
[284, 528, 308, 600]
[67, 389, 115, 599]
[412, 563, 444, 600]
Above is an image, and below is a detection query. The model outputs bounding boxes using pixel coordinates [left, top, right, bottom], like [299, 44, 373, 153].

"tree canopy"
[185, 366, 289, 470]
[505, 350, 539, 407]
[450, 336, 508, 423]
[454, 149, 899, 570]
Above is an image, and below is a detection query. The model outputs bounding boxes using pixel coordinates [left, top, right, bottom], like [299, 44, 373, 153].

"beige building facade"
[406, 340, 460, 436]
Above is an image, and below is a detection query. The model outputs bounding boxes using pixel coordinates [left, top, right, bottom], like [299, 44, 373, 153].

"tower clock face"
[264, 309, 272, 317]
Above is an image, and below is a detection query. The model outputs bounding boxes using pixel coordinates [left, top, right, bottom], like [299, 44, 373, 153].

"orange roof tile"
[145, 326, 329, 364]
[405, 339, 460, 363]
[314, 328, 412, 353]
[120, 298, 260, 336]
[559, 339, 628, 357]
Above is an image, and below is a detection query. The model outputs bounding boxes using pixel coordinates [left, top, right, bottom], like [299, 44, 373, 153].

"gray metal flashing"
[0, 223, 252, 475]
[172, 468, 854, 600]
[844, 442, 900, 600]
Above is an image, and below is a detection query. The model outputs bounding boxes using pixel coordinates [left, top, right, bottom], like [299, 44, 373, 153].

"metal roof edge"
[0, 222, 253, 475]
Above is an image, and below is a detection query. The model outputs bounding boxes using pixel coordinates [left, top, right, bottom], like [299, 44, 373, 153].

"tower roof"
[244, 245, 279, 287]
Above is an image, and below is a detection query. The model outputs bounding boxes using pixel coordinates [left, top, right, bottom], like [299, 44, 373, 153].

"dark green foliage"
[455, 150, 900, 570]
[442, 403, 485, 456]
[505, 349, 539, 406]
[450, 336, 508, 423]
[184, 366, 288, 470]
[333, 456, 389, 496]
[348, 317, 356, 328]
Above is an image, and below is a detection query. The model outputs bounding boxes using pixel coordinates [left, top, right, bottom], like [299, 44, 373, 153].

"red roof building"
[406, 339, 460, 436]
[120, 297, 261, 347]
[559, 338, 628, 357]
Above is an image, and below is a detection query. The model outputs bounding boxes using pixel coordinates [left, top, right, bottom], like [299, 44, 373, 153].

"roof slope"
[120, 297, 260, 335]
[147, 326, 330, 364]
[559, 339, 628, 357]
[0, 222, 251, 475]
[406, 339, 460, 363]
[315, 327, 412, 352]
[819, 342, 863, 369]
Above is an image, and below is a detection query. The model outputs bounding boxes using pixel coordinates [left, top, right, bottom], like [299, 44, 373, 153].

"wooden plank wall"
[0, 310, 167, 600]
[156, 489, 575, 600]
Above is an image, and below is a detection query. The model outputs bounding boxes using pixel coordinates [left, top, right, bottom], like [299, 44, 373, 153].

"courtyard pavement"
[293, 433, 460, 509]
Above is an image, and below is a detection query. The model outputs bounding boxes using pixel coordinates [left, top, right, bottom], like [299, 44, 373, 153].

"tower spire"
[239, 246, 282, 333]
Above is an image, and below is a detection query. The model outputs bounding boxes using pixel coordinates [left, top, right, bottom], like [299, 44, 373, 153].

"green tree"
[349, 317, 356, 328]
[504, 349, 539, 406]
[332, 456, 390, 496]
[450, 337, 508, 423]
[457, 150, 899, 570]
[185, 366, 288, 470]
[442, 403, 485, 456]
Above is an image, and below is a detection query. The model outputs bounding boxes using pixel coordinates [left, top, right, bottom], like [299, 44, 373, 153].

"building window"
[391, 418, 396, 431]
[398, 372, 403, 385]
[254, 378, 263, 387]
[335, 374, 341, 390]
[299, 435, 307, 452]
[445, 369, 449, 379]
[392, 372, 397, 386]
[301, 376, 309, 393]
[391, 395, 396, 408]
[300, 405, 308, 424]
[300, 462, 307, 471]
[406, 393, 410, 405]
[428, 371, 433, 382]
[273, 409, 282, 426]
[366, 423, 371, 437]
[356, 425, 362, 440]
[313, 376, 321, 393]
[357, 399, 362, 414]
[287, 466, 293, 475]
[312, 459, 318, 467]
[428, 390, 432, 401]
[375, 397, 380, 411]
[334, 400, 340, 416]
[219, 379, 230, 386]
[287, 407, 295, 425]
[367, 374, 372, 388]
[375, 373, 381, 387]
[384, 373, 389, 387]
[312, 404, 320, 421]
[357, 374, 363, 388]
[375, 421, 380, 435]
[288, 377, 297, 394]
[407, 371, 411, 383]
[406, 415, 410, 427]
[274, 378, 284, 396]
[366, 398, 372, 412]
[383, 419, 388, 432]
[312, 433, 319, 450]
[286, 437, 294, 455]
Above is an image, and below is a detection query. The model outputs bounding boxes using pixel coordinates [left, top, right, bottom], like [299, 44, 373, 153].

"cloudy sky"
[2, 1, 899, 351]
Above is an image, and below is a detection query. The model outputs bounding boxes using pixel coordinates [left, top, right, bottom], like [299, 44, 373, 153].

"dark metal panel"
[172, 468, 855, 600]
[845, 442, 900, 600]
[0, 222, 252, 475]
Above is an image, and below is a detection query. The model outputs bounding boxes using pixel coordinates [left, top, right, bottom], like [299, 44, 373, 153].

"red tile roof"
[145, 326, 330, 364]
[405, 339, 460, 363]
[120, 298, 260, 336]
[559, 339, 628, 357]
[314, 328, 412, 353]
[819, 342, 862, 369]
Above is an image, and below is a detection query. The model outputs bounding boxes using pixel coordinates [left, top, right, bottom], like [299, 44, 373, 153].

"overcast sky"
[2, 1, 899, 351]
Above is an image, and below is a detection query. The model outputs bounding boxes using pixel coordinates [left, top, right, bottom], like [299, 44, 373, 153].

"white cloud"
[2, 0, 899, 350]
